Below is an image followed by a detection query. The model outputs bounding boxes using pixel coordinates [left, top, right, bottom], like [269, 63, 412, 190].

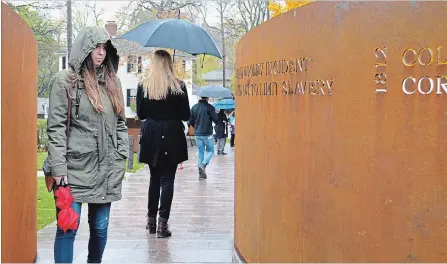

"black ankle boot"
[157, 221, 172, 238]
[146, 217, 156, 234]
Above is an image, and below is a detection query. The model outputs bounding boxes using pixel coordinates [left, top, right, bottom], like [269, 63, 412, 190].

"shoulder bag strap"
[66, 82, 74, 137]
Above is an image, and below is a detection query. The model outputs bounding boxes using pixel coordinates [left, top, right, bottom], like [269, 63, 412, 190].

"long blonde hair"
[142, 49, 183, 100]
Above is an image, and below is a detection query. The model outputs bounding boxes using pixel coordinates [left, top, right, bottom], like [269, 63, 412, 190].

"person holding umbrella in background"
[189, 97, 219, 179]
[229, 112, 235, 147]
[212, 98, 235, 150]
[189, 85, 232, 179]
[215, 109, 229, 155]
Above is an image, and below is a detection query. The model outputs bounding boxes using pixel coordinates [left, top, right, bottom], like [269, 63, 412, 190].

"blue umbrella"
[120, 19, 222, 58]
[197, 85, 233, 98]
[213, 99, 235, 110]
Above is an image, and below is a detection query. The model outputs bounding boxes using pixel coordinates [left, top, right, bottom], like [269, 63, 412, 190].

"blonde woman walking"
[136, 50, 191, 238]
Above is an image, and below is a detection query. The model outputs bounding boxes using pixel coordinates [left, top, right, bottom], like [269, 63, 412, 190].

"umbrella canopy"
[54, 179, 79, 233]
[197, 85, 233, 98]
[213, 98, 235, 110]
[120, 19, 222, 59]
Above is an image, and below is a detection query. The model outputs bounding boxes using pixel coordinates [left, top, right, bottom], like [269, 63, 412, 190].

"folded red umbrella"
[54, 179, 80, 232]
[57, 207, 80, 233]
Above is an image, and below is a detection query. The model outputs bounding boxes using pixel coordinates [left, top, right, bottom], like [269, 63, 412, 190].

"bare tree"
[266, 0, 270, 20]
[67, 1, 106, 40]
[114, 0, 201, 34]
[216, 0, 231, 88]
[135, 0, 202, 18]
[12, 1, 66, 10]
[235, 0, 268, 33]
[7, 1, 65, 97]
[67, 0, 72, 58]
[198, 1, 235, 88]
[88, 1, 105, 26]
[114, 1, 157, 33]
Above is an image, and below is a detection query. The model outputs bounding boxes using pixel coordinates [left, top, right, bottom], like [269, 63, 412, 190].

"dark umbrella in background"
[54, 179, 79, 232]
[120, 18, 222, 60]
[213, 98, 235, 110]
[197, 85, 233, 99]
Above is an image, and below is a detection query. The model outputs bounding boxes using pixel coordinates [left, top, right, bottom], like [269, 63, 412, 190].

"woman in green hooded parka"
[47, 26, 128, 263]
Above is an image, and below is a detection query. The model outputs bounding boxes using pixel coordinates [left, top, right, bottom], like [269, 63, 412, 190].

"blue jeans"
[54, 202, 111, 263]
[196, 135, 215, 167]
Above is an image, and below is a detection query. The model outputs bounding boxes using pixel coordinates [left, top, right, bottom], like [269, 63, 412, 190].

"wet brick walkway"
[36, 147, 236, 263]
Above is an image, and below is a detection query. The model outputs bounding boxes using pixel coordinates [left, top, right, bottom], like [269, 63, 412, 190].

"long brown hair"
[79, 54, 123, 115]
[142, 49, 183, 100]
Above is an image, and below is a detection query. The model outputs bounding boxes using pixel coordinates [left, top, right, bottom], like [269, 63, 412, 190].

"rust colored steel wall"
[1, 3, 38, 262]
[234, 1, 447, 262]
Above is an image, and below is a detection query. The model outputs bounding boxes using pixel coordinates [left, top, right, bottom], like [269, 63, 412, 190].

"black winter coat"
[136, 82, 191, 167]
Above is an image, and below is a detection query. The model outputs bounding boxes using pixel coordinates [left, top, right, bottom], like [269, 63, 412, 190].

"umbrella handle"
[60, 178, 67, 187]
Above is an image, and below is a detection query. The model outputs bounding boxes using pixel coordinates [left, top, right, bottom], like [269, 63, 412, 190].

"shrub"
[37, 119, 48, 152]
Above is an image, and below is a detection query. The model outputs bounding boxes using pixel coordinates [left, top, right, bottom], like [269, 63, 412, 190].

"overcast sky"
[7, 0, 222, 26]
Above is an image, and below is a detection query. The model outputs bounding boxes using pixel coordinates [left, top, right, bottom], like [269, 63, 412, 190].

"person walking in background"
[229, 112, 235, 147]
[188, 97, 218, 179]
[215, 109, 228, 155]
[47, 26, 128, 263]
[136, 50, 191, 238]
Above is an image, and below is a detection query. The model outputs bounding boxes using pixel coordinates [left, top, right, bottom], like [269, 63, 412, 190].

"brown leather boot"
[146, 217, 156, 234]
[157, 221, 172, 238]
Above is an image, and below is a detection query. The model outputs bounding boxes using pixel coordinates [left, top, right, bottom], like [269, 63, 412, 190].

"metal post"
[128, 135, 134, 171]
[137, 135, 141, 164]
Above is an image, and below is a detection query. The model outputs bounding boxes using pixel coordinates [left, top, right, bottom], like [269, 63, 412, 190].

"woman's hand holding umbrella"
[53, 175, 68, 186]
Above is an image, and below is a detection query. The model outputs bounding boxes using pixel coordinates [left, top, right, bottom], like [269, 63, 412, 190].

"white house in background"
[55, 21, 197, 120]
[37, 98, 49, 119]
[201, 69, 233, 104]
[202, 69, 232, 88]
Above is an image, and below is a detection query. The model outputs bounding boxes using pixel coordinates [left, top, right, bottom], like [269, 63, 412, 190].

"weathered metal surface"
[1, 2, 38, 262]
[234, 1, 447, 262]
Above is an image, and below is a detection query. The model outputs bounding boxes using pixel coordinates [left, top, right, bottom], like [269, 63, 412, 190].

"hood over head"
[68, 26, 119, 74]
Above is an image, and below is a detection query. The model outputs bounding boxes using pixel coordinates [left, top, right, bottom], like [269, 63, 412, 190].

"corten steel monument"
[2, 2, 38, 262]
[234, 1, 447, 262]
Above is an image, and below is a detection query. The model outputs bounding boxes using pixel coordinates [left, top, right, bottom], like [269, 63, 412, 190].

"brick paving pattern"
[36, 147, 236, 263]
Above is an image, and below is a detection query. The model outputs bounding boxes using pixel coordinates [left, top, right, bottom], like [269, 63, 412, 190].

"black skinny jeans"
[147, 163, 177, 221]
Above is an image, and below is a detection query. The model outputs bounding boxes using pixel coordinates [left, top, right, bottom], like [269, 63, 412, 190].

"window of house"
[126, 88, 137, 107]
[182, 60, 186, 70]
[62, 56, 66, 69]
[127, 55, 142, 73]
[138, 56, 142, 73]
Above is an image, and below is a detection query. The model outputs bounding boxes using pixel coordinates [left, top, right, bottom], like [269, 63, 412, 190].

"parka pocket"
[67, 134, 97, 155]
[110, 134, 128, 159]
[67, 151, 98, 188]
[107, 152, 126, 195]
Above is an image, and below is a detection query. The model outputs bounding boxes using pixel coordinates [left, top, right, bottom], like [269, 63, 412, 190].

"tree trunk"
[219, 1, 226, 88]
[67, 0, 72, 59]
[266, 1, 270, 20]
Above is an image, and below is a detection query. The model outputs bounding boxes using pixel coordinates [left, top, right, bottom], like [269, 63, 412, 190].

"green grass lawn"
[37, 177, 56, 230]
[38, 152, 144, 173]
[126, 153, 145, 173]
[37, 152, 47, 170]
